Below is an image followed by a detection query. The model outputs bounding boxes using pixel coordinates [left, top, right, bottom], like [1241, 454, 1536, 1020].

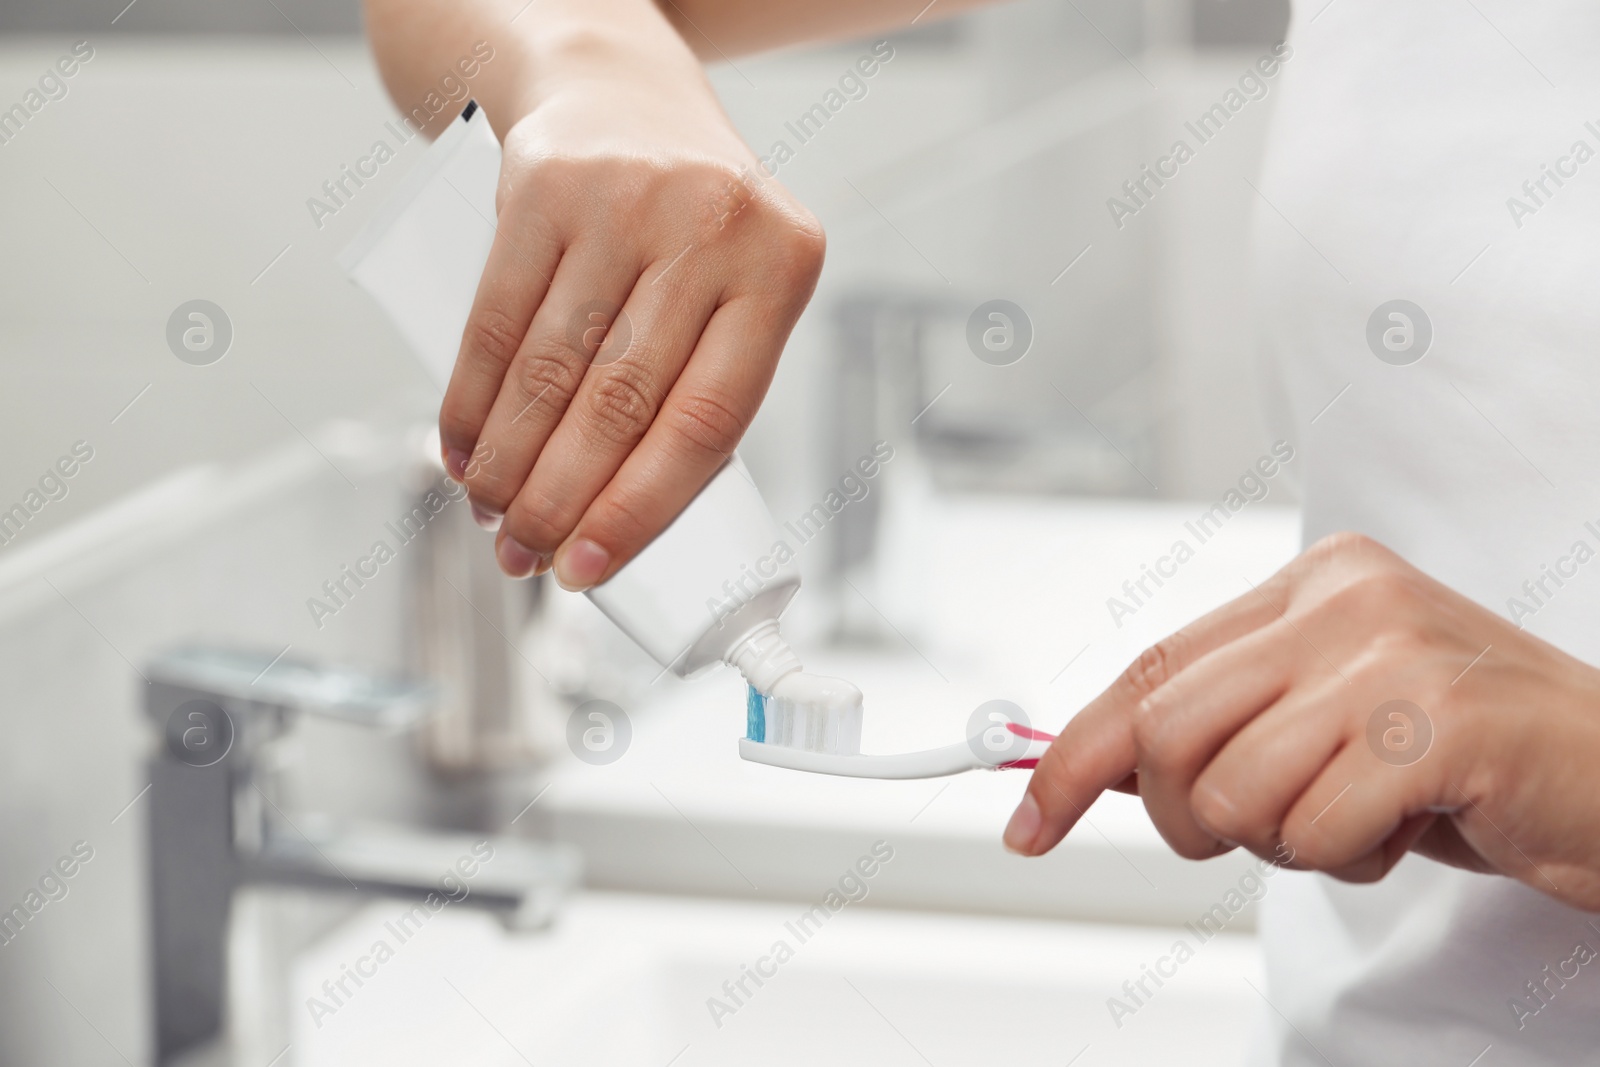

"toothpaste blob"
[727, 620, 864, 755]
[745, 674, 864, 756]
[733, 639, 1061, 779]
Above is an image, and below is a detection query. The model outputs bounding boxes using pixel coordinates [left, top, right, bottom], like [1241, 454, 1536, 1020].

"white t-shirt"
[1251, 2, 1600, 1063]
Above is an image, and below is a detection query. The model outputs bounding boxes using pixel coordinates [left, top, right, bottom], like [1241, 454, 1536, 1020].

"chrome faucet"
[144, 646, 579, 1067]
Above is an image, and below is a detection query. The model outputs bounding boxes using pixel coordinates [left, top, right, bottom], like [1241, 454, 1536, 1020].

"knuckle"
[698, 165, 773, 238]
[511, 345, 585, 410]
[1355, 566, 1416, 601]
[702, 172, 825, 269]
[1323, 570, 1422, 624]
[584, 365, 659, 446]
[466, 465, 517, 513]
[1303, 530, 1406, 577]
[743, 214, 826, 300]
[463, 306, 527, 371]
[668, 390, 747, 457]
[1129, 695, 1166, 754]
[1131, 706, 1184, 774]
[505, 488, 572, 552]
[772, 217, 827, 280]
[585, 486, 654, 551]
[1364, 627, 1433, 673]
[1310, 530, 1379, 560]
[1124, 635, 1185, 701]
[702, 170, 751, 231]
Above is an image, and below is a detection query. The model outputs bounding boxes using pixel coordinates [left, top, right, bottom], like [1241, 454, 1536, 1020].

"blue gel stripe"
[745, 685, 766, 743]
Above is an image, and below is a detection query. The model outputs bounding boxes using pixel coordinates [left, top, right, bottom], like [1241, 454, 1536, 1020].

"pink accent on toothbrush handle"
[997, 722, 1056, 770]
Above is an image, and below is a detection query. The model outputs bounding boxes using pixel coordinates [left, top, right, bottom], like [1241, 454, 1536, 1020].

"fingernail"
[470, 503, 502, 531]
[497, 537, 541, 579]
[1003, 793, 1041, 855]
[554, 539, 610, 591]
[444, 447, 471, 481]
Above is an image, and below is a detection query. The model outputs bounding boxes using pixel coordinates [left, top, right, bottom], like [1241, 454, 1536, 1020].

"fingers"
[438, 209, 561, 481]
[538, 296, 782, 590]
[1005, 585, 1287, 857]
[492, 266, 718, 578]
[1319, 812, 1438, 883]
[1185, 671, 1354, 855]
[1004, 534, 1503, 887]
[1105, 588, 1285, 713]
[1279, 738, 1447, 873]
[464, 239, 646, 529]
[1131, 621, 1299, 858]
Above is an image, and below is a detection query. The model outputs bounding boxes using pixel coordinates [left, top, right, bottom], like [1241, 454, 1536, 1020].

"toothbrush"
[739, 685, 1056, 780]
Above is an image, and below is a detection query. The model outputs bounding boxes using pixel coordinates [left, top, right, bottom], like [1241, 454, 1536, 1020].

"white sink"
[291, 892, 1262, 1066]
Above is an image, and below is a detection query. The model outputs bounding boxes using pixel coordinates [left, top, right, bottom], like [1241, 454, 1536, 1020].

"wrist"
[498, 12, 709, 125]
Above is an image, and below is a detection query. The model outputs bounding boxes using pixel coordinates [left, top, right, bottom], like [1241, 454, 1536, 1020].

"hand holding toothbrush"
[1004, 533, 1600, 911]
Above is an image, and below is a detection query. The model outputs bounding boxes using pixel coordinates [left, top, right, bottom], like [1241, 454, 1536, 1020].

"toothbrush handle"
[737, 727, 1059, 780]
[994, 723, 1057, 770]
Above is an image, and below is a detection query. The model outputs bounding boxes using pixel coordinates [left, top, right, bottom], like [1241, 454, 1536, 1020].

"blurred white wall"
[0, 37, 439, 559]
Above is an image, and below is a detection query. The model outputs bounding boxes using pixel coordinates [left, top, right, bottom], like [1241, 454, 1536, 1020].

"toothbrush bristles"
[745, 685, 862, 756]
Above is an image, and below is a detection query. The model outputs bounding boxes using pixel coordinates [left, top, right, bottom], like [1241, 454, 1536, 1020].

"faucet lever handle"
[147, 646, 434, 733]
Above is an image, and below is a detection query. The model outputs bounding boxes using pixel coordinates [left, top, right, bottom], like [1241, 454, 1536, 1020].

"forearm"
[364, 0, 994, 140]
[363, 0, 712, 139]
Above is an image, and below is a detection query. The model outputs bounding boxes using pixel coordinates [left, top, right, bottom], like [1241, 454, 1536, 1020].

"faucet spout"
[144, 647, 578, 1066]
